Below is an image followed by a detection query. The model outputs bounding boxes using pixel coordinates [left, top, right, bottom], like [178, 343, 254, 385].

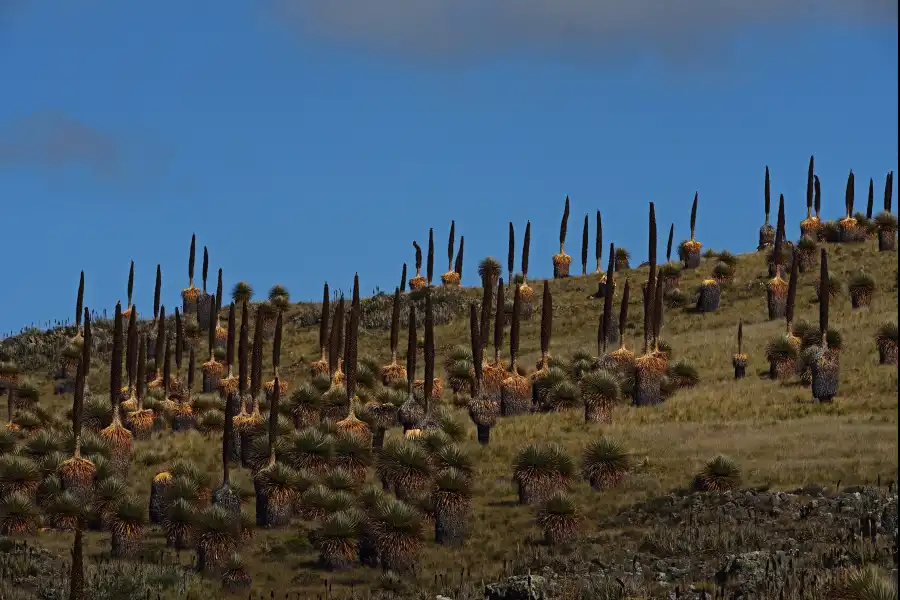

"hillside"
[0, 228, 898, 599]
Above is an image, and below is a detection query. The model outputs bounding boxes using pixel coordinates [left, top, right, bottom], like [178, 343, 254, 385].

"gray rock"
[484, 574, 556, 600]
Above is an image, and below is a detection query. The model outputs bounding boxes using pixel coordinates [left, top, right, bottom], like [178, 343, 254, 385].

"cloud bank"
[269, 0, 898, 63]
[0, 112, 168, 184]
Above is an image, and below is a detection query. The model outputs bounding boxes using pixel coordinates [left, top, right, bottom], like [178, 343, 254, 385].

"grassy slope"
[21, 241, 900, 597]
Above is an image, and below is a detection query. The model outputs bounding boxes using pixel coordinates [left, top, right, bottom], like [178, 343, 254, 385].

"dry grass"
[17, 241, 900, 597]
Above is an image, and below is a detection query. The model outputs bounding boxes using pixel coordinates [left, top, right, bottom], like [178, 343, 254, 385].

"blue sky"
[1, 1, 897, 334]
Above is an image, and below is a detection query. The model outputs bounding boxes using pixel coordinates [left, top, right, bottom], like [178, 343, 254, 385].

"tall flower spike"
[389, 287, 401, 363]
[866, 178, 874, 220]
[507, 222, 515, 282]
[346, 275, 360, 398]
[136, 335, 146, 409]
[406, 303, 417, 392]
[110, 303, 124, 410]
[163, 340, 172, 397]
[479, 270, 493, 354]
[413, 242, 422, 276]
[75, 271, 85, 334]
[174, 308, 183, 373]
[188, 233, 196, 287]
[447, 220, 456, 271]
[540, 281, 552, 361]
[806, 155, 815, 218]
[559, 195, 570, 253]
[250, 301, 264, 397]
[647, 202, 658, 308]
[400, 263, 407, 293]
[426, 228, 435, 286]
[207, 296, 216, 359]
[154, 306, 166, 374]
[82, 308, 92, 376]
[618, 279, 630, 346]
[819, 249, 829, 343]
[652, 277, 664, 347]
[814, 175, 822, 217]
[595, 211, 603, 272]
[602, 243, 615, 354]
[690, 192, 699, 240]
[215, 269, 223, 314]
[885, 171, 894, 212]
[845, 170, 855, 218]
[509, 282, 522, 367]
[126, 260, 134, 310]
[666, 224, 674, 263]
[153, 265, 161, 322]
[327, 296, 343, 376]
[273, 309, 283, 379]
[188, 348, 195, 393]
[126, 308, 138, 389]
[226, 303, 236, 373]
[773, 194, 786, 274]
[201, 246, 209, 293]
[521, 224, 530, 280]
[581, 214, 589, 276]
[267, 377, 280, 467]
[238, 308, 249, 397]
[785, 252, 800, 334]
[764, 166, 771, 225]
[454, 238, 465, 278]
[470, 303, 483, 389]
[318, 283, 330, 363]
[424, 288, 435, 412]
[737, 320, 743, 355]
[493, 278, 505, 363]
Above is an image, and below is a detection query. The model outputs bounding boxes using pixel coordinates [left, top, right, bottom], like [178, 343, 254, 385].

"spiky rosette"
[264, 378, 289, 397]
[99, 420, 133, 471]
[481, 362, 506, 400]
[765, 335, 800, 380]
[441, 271, 460, 286]
[336, 405, 372, 442]
[409, 275, 427, 291]
[536, 493, 582, 547]
[181, 285, 201, 304]
[125, 409, 154, 440]
[632, 353, 667, 407]
[552, 253, 572, 278]
[202, 358, 224, 378]
[0, 493, 39, 535]
[839, 216, 862, 242]
[581, 438, 631, 490]
[381, 361, 407, 386]
[310, 358, 329, 376]
[678, 239, 703, 269]
[696, 279, 721, 313]
[500, 372, 531, 417]
[219, 375, 239, 396]
[799, 215, 821, 239]
[758, 224, 775, 250]
[467, 395, 499, 428]
[413, 377, 444, 400]
[694, 455, 741, 491]
[58, 457, 96, 504]
[875, 322, 898, 365]
[579, 370, 621, 424]
[518, 282, 534, 302]
[811, 347, 840, 402]
[170, 401, 195, 432]
[397, 397, 425, 431]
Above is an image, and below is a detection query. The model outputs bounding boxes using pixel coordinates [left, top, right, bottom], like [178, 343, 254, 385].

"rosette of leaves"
[376, 437, 432, 502]
[877, 170, 896, 252]
[431, 467, 472, 546]
[536, 493, 582, 546]
[500, 285, 531, 416]
[196, 505, 239, 574]
[693, 455, 741, 492]
[678, 192, 703, 268]
[181, 234, 201, 313]
[848, 271, 876, 309]
[109, 495, 148, 557]
[578, 369, 621, 424]
[370, 498, 424, 573]
[581, 438, 630, 490]
[221, 552, 252, 594]
[512, 443, 576, 505]
[758, 166, 775, 250]
[0, 492, 39, 535]
[765, 334, 800, 381]
[711, 261, 735, 285]
[552, 196, 573, 278]
[314, 509, 363, 570]
[875, 322, 898, 366]
[838, 170, 865, 242]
